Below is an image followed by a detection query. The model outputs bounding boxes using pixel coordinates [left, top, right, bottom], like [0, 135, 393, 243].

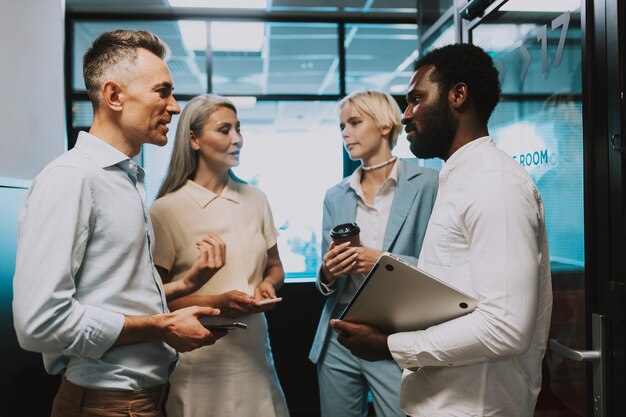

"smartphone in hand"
[207, 322, 247, 330]
[255, 297, 283, 306]
[199, 316, 248, 330]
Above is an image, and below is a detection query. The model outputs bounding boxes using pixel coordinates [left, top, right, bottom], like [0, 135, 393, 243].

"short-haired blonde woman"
[150, 94, 289, 417]
[308, 90, 438, 417]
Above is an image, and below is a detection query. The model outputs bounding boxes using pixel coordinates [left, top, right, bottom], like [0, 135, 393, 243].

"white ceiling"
[68, 1, 423, 97]
[65, 0, 422, 14]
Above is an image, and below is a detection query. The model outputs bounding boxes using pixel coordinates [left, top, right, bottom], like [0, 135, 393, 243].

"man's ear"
[449, 82, 468, 110]
[101, 80, 123, 111]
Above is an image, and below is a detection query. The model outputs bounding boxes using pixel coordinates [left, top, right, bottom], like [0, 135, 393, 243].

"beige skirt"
[165, 312, 289, 417]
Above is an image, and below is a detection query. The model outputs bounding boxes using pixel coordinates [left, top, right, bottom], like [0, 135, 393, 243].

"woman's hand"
[321, 243, 382, 282]
[255, 279, 276, 299]
[214, 290, 259, 317]
[182, 235, 226, 293]
[253, 280, 279, 311]
[321, 241, 358, 282]
[348, 246, 383, 274]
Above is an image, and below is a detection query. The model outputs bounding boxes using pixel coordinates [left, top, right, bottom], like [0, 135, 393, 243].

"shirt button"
[129, 161, 136, 170]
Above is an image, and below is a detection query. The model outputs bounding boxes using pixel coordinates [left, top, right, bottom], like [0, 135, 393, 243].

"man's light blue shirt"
[13, 131, 177, 390]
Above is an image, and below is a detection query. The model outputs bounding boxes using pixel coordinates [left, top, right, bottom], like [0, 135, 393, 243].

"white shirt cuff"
[388, 331, 423, 370]
[61, 306, 125, 359]
[319, 278, 338, 294]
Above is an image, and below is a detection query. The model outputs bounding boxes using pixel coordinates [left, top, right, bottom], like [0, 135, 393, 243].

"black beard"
[408, 95, 457, 160]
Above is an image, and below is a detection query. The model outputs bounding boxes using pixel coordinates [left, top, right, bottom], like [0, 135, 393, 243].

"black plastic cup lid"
[330, 223, 360, 239]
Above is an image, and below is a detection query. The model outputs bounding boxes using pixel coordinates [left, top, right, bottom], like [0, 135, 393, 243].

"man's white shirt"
[388, 137, 553, 417]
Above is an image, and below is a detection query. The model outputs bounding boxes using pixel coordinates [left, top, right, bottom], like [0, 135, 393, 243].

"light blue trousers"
[317, 330, 405, 417]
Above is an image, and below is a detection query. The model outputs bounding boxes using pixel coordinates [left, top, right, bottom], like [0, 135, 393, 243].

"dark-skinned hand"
[330, 319, 392, 362]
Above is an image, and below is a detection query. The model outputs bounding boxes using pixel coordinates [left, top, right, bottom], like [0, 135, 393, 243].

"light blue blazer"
[309, 159, 439, 364]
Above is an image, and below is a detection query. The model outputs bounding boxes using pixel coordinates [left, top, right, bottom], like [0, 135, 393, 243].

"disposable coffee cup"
[330, 223, 361, 246]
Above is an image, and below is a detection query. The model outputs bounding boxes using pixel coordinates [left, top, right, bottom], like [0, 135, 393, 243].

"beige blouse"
[149, 179, 278, 296]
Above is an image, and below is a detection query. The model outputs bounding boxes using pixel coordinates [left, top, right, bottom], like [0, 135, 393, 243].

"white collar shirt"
[339, 161, 399, 303]
[387, 137, 553, 416]
[13, 131, 177, 390]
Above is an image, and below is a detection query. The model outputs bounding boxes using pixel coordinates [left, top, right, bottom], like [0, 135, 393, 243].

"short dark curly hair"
[414, 43, 501, 124]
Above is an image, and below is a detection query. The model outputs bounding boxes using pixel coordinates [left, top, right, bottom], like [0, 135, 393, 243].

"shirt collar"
[74, 131, 133, 169]
[439, 136, 492, 183]
[184, 178, 240, 208]
[345, 158, 400, 192]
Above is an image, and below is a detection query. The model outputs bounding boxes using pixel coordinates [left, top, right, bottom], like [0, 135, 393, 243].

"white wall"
[0, 0, 65, 182]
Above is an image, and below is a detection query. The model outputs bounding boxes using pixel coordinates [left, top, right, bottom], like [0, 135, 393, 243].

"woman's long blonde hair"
[156, 94, 237, 199]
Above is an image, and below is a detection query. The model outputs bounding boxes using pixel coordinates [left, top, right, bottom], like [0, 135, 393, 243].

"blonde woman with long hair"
[150, 94, 289, 417]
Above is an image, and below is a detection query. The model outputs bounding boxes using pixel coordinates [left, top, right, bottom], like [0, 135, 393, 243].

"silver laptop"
[339, 252, 478, 333]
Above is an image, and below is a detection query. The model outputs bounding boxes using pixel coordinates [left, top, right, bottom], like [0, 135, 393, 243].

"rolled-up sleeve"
[388, 170, 543, 368]
[13, 165, 124, 359]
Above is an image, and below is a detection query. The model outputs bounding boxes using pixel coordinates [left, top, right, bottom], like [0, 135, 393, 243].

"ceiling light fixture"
[178, 21, 207, 51]
[168, 0, 267, 9]
[178, 21, 266, 53]
[500, 0, 580, 12]
[211, 22, 265, 52]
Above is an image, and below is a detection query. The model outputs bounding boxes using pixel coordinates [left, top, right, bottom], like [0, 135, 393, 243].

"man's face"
[118, 48, 181, 152]
[402, 65, 457, 160]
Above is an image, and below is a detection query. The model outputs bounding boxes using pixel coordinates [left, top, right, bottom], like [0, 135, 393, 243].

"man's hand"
[182, 235, 226, 292]
[330, 319, 392, 362]
[162, 306, 228, 352]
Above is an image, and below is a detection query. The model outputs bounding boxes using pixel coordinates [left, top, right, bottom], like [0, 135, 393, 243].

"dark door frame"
[595, 0, 626, 414]
[457, 0, 626, 415]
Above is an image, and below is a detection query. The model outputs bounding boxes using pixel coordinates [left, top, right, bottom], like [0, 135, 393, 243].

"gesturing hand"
[183, 235, 226, 293]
